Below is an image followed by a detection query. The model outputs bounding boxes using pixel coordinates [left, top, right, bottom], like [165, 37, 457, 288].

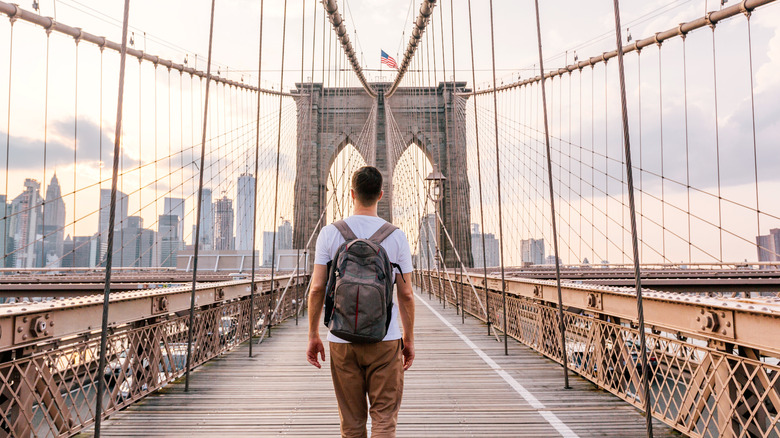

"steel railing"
[0, 275, 308, 437]
[416, 269, 780, 438]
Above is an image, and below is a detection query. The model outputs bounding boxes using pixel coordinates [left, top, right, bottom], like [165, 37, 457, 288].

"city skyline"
[0, 172, 286, 269]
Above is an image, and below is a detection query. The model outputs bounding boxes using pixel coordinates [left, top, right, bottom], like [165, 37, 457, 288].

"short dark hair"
[351, 166, 383, 205]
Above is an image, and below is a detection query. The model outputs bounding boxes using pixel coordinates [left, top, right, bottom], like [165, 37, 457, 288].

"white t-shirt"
[314, 215, 413, 343]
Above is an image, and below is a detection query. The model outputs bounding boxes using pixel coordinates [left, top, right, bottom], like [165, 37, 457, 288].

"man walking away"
[307, 166, 415, 438]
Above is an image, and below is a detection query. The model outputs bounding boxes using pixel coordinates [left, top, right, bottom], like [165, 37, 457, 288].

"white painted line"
[416, 293, 580, 438]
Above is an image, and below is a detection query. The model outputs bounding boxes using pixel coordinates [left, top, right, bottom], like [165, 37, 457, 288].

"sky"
[0, 0, 778, 264]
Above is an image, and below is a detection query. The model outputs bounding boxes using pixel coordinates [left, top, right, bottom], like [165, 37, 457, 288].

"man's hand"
[307, 337, 326, 368]
[307, 264, 329, 368]
[402, 339, 415, 371]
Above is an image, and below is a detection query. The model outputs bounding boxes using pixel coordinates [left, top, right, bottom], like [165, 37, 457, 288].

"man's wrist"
[308, 332, 320, 341]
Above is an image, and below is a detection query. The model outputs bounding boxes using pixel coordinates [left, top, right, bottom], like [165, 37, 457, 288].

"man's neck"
[352, 204, 379, 217]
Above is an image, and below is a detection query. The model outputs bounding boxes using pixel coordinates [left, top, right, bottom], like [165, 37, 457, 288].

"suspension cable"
[385, 0, 436, 98]
[93, 0, 131, 434]
[611, 0, 653, 435]
[321, 0, 375, 97]
[185, 0, 218, 393]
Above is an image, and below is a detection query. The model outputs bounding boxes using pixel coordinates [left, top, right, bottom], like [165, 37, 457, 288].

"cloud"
[1, 117, 140, 172]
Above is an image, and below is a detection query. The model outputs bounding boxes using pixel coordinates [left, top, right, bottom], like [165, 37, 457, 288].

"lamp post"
[425, 170, 446, 306]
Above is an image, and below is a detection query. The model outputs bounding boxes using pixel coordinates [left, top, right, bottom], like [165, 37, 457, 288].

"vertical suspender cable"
[185, 0, 217, 392]
[532, 0, 570, 389]
[746, 12, 761, 255]
[268, 0, 289, 339]
[2, 13, 13, 268]
[610, 1, 653, 435]
[40, 30, 50, 268]
[487, 0, 509, 355]
[248, 0, 265, 357]
[93, 0, 131, 434]
[447, 0, 465, 323]
[465, 0, 490, 335]
[295, 0, 306, 326]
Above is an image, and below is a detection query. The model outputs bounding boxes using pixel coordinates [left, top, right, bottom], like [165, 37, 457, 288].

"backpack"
[323, 220, 400, 343]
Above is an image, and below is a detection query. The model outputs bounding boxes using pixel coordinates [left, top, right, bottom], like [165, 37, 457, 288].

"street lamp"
[425, 170, 446, 301]
[425, 169, 446, 203]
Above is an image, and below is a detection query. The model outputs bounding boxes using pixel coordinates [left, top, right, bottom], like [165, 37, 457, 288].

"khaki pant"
[329, 340, 404, 438]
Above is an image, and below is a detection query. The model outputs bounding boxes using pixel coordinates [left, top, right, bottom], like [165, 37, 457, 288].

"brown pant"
[329, 340, 404, 438]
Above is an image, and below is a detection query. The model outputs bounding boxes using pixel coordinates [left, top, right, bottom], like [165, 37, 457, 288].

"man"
[307, 166, 415, 438]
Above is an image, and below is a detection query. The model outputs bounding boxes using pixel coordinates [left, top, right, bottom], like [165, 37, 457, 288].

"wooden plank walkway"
[84, 290, 678, 437]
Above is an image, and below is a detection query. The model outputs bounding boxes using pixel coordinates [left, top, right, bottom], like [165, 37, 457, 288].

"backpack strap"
[333, 220, 358, 241]
[368, 222, 398, 245]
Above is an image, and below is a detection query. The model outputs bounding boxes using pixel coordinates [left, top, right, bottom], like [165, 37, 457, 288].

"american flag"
[380, 50, 397, 69]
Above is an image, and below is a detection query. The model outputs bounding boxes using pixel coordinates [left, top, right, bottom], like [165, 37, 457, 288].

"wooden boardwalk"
[85, 291, 677, 437]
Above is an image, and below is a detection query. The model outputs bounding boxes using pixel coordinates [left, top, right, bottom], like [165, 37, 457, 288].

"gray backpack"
[323, 220, 400, 343]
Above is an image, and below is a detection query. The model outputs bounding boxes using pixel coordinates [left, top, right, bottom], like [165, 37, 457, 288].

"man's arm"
[306, 263, 329, 368]
[396, 272, 415, 370]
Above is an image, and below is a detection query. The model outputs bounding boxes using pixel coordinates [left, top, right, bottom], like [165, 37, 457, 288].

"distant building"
[158, 214, 181, 267]
[415, 214, 436, 269]
[214, 196, 234, 251]
[471, 223, 499, 268]
[545, 255, 562, 266]
[164, 197, 186, 245]
[262, 231, 274, 267]
[278, 220, 293, 252]
[521, 238, 545, 266]
[9, 179, 43, 268]
[757, 229, 780, 262]
[41, 174, 65, 267]
[97, 188, 129, 265]
[0, 194, 13, 267]
[113, 216, 156, 267]
[194, 188, 214, 250]
[235, 174, 255, 251]
[262, 220, 294, 267]
[62, 235, 94, 268]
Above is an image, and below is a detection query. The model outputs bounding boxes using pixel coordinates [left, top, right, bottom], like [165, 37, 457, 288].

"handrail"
[417, 269, 780, 438]
[421, 269, 780, 356]
[0, 275, 307, 352]
[0, 275, 308, 436]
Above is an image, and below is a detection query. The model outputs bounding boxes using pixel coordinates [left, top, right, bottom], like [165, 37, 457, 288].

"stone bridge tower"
[292, 82, 472, 268]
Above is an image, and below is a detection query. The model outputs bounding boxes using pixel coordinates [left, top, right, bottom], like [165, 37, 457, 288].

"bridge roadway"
[81, 290, 675, 437]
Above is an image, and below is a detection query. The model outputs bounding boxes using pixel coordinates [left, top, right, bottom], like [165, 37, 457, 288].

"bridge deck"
[83, 291, 676, 437]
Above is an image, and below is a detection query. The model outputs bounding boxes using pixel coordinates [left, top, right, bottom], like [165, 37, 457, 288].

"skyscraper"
[0, 194, 12, 267]
[757, 229, 780, 262]
[471, 223, 500, 268]
[262, 220, 294, 267]
[158, 214, 180, 267]
[62, 235, 94, 268]
[277, 220, 293, 252]
[164, 197, 186, 245]
[42, 174, 66, 267]
[262, 231, 274, 267]
[10, 179, 43, 268]
[194, 188, 214, 250]
[98, 188, 128, 265]
[521, 238, 545, 265]
[114, 216, 156, 267]
[214, 196, 234, 251]
[416, 214, 436, 268]
[235, 174, 255, 250]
